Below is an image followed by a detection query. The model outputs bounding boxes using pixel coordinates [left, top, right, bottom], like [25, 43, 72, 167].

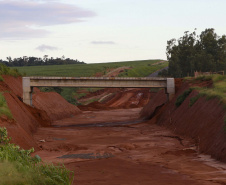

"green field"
[12, 59, 168, 106]
[11, 59, 168, 77]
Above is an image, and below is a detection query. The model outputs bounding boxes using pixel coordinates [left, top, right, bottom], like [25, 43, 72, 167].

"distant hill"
[11, 59, 168, 77]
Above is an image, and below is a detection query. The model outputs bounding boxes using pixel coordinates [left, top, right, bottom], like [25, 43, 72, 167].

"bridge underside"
[22, 77, 175, 105]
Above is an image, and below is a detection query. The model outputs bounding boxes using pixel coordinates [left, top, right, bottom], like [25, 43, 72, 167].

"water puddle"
[53, 119, 145, 128]
[58, 153, 114, 159]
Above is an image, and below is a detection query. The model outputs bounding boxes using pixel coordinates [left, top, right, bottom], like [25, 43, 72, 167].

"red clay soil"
[0, 76, 81, 150]
[143, 81, 226, 162]
[0, 76, 47, 150]
[78, 88, 152, 111]
[2, 75, 226, 184]
[139, 89, 167, 119]
[34, 108, 226, 185]
[33, 91, 81, 121]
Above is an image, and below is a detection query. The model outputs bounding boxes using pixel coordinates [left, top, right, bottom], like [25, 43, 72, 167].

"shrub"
[0, 127, 74, 185]
[195, 75, 212, 81]
[0, 63, 21, 77]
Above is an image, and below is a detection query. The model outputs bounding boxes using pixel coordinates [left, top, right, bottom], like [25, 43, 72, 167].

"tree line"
[161, 28, 226, 78]
[0, 55, 86, 67]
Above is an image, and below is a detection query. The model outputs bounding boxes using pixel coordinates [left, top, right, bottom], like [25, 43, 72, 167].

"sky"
[0, 0, 226, 63]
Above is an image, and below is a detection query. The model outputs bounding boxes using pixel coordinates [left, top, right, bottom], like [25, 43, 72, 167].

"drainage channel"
[58, 153, 114, 159]
[52, 119, 145, 128]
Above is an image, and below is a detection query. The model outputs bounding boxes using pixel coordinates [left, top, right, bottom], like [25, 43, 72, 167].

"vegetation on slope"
[191, 75, 226, 106]
[0, 63, 21, 78]
[176, 75, 226, 107]
[0, 127, 73, 185]
[0, 64, 73, 184]
[0, 93, 13, 119]
[0, 64, 21, 119]
[176, 74, 226, 127]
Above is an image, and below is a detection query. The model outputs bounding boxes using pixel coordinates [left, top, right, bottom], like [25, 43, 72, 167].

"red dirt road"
[34, 108, 226, 185]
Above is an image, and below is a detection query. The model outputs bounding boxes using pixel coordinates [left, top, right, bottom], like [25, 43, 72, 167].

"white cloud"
[0, 0, 96, 39]
[36, 44, 59, 52]
[91, 41, 116, 45]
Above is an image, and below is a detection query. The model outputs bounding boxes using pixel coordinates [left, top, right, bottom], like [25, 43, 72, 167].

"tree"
[166, 28, 226, 77]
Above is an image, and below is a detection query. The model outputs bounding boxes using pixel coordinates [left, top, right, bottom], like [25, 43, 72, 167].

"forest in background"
[161, 28, 226, 77]
[0, 55, 85, 67]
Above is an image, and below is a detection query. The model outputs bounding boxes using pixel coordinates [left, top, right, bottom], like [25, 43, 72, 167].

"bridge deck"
[22, 77, 175, 105]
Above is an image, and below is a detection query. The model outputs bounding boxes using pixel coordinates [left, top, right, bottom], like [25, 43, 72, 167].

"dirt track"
[33, 108, 226, 185]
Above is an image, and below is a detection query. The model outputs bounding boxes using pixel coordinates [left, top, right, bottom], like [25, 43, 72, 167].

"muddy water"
[53, 119, 144, 128]
[34, 108, 226, 185]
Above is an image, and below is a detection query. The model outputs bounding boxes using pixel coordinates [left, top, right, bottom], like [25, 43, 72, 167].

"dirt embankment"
[1, 76, 81, 150]
[78, 88, 152, 111]
[33, 91, 81, 121]
[141, 79, 226, 162]
[1, 76, 47, 150]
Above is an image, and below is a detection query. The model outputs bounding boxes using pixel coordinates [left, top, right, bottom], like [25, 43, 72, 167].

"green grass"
[0, 127, 73, 185]
[0, 93, 13, 119]
[187, 75, 226, 128]
[192, 75, 226, 105]
[118, 62, 168, 77]
[11, 60, 168, 77]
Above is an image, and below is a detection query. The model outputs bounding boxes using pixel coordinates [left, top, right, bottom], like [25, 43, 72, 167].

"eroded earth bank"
[2, 76, 226, 185]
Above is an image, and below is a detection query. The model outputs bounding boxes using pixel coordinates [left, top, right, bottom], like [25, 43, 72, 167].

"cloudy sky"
[0, 0, 226, 63]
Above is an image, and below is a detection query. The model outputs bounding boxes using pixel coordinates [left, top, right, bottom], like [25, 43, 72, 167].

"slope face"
[33, 91, 81, 121]
[142, 81, 226, 162]
[1, 76, 81, 150]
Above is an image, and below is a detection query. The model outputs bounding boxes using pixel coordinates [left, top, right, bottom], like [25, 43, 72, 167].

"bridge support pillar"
[166, 78, 175, 101]
[22, 77, 32, 106]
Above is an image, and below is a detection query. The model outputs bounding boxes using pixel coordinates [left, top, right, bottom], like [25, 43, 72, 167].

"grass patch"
[0, 93, 13, 119]
[189, 75, 226, 130]
[194, 75, 212, 81]
[0, 127, 73, 185]
[118, 61, 168, 77]
[175, 88, 193, 107]
[192, 75, 226, 104]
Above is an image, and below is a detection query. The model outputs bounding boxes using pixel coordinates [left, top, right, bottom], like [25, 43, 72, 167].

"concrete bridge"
[22, 77, 175, 105]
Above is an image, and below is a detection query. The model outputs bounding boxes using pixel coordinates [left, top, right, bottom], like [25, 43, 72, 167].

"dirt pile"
[33, 91, 81, 121]
[142, 80, 226, 162]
